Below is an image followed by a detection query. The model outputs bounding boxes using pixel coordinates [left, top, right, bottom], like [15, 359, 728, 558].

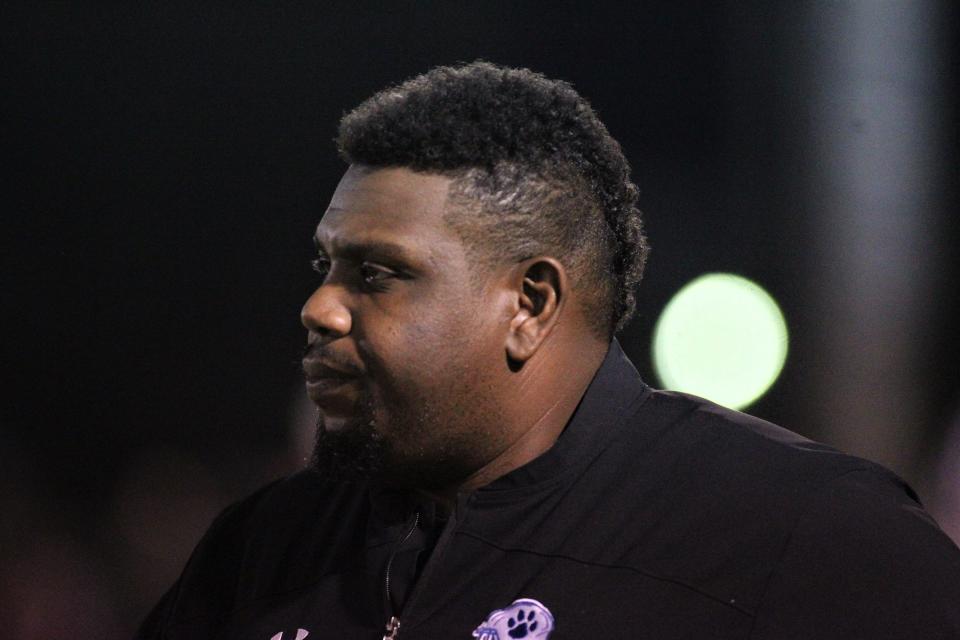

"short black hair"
[337, 61, 648, 337]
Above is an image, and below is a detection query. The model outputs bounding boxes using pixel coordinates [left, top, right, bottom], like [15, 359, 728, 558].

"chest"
[214, 534, 752, 640]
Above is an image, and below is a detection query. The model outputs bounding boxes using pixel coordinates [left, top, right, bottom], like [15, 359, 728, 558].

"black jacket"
[137, 340, 960, 639]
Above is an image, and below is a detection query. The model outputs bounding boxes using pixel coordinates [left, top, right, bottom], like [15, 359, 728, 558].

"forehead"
[316, 165, 456, 255]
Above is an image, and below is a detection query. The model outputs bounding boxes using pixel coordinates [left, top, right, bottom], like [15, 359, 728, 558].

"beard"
[310, 374, 501, 491]
[310, 395, 386, 483]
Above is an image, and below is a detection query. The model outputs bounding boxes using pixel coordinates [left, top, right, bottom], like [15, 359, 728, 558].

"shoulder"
[607, 389, 890, 521]
[587, 389, 960, 621]
[624, 388, 889, 497]
[138, 470, 369, 638]
[185, 469, 365, 562]
[748, 466, 960, 637]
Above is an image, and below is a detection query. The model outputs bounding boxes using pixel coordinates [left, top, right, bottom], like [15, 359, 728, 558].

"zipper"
[382, 615, 401, 640]
[384, 494, 467, 634]
[382, 510, 420, 640]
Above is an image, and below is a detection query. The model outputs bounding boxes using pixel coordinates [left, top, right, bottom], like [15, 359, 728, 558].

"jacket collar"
[474, 338, 650, 496]
[367, 338, 650, 521]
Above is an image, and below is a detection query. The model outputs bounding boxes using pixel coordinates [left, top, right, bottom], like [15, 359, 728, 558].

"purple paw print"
[472, 597, 554, 640]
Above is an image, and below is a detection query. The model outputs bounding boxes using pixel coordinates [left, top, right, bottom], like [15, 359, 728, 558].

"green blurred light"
[652, 273, 788, 409]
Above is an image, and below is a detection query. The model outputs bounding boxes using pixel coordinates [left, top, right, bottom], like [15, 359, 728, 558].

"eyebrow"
[312, 235, 422, 266]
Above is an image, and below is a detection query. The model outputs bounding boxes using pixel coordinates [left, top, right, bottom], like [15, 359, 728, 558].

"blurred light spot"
[652, 273, 788, 409]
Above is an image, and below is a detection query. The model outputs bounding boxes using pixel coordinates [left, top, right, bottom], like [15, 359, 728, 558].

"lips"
[302, 358, 362, 408]
[302, 359, 359, 380]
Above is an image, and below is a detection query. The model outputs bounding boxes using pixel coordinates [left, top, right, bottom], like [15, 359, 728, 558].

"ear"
[505, 257, 568, 364]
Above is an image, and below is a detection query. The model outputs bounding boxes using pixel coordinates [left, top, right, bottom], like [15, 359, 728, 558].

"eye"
[310, 257, 331, 280]
[359, 262, 397, 288]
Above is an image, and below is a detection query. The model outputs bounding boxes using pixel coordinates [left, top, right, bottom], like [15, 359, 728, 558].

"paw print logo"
[506, 607, 538, 638]
[472, 598, 554, 640]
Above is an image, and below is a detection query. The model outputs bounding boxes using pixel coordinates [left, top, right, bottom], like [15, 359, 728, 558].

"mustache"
[301, 343, 365, 376]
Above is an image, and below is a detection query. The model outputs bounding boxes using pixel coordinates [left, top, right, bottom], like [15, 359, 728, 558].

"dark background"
[2, 2, 957, 637]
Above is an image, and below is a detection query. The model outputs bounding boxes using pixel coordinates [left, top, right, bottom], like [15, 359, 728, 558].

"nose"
[301, 284, 352, 339]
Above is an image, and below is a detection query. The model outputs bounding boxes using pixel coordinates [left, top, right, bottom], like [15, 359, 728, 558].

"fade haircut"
[336, 61, 649, 337]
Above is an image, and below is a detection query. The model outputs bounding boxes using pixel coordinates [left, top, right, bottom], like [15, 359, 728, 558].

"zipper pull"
[382, 615, 401, 640]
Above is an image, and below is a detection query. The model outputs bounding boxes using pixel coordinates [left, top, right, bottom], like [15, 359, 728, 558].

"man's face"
[301, 165, 512, 489]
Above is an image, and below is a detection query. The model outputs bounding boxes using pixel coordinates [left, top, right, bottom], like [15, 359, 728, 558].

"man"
[137, 62, 960, 639]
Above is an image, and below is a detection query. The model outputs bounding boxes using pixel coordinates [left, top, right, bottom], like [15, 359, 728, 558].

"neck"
[424, 335, 609, 509]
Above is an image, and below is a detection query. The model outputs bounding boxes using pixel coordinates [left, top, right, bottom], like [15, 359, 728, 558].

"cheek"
[357, 280, 506, 393]
[373, 318, 491, 405]
[418, 297, 499, 360]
